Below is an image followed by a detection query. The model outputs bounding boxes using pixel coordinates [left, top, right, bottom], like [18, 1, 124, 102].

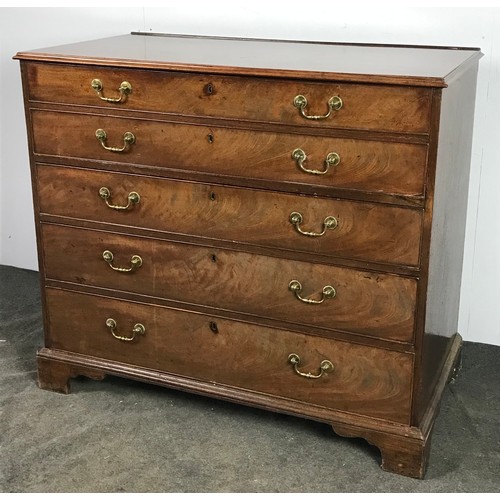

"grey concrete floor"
[1, 265, 499, 492]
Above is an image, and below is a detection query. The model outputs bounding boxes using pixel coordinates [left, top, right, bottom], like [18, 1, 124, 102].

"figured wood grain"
[36, 164, 423, 267]
[17, 33, 483, 479]
[45, 288, 158, 370]
[45, 287, 413, 424]
[35, 329, 463, 478]
[332, 332, 462, 478]
[41, 224, 417, 342]
[26, 62, 433, 133]
[31, 110, 428, 199]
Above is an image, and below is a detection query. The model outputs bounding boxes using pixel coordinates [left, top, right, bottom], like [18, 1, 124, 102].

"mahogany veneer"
[15, 32, 482, 478]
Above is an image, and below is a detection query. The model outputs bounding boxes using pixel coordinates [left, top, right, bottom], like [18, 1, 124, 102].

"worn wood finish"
[37, 355, 106, 394]
[45, 290, 158, 371]
[26, 62, 433, 133]
[414, 61, 481, 423]
[37, 164, 423, 267]
[31, 110, 428, 199]
[34, 329, 462, 479]
[41, 223, 417, 342]
[332, 420, 431, 478]
[35, 329, 462, 478]
[45, 288, 413, 423]
[15, 33, 481, 87]
[17, 33, 482, 479]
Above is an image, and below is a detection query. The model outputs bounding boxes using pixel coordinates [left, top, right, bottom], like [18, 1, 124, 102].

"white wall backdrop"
[0, 4, 498, 346]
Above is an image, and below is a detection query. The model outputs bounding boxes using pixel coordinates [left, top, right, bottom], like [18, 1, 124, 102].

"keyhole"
[210, 191, 216, 201]
[211, 254, 217, 263]
[209, 321, 219, 334]
[207, 133, 214, 144]
[204, 83, 214, 95]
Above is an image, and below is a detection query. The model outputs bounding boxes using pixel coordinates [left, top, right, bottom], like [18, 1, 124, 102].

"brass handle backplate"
[99, 187, 140, 210]
[293, 94, 342, 120]
[96, 129, 135, 152]
[289, 211, 338, 237]
[91, 79, 132, 103]
[288, 279, 336, 304]
[105, 318, 145, 342]
[292, 148, 340, 175]
[102, 250, 142, 273]
[288, 353, 334, 379]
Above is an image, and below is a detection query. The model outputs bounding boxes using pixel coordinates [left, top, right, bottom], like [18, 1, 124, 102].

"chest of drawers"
[15, 33, 482, 479]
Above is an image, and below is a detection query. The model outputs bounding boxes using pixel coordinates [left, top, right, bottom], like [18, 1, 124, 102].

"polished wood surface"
[31, 110, 429, 199]
[19, 33, 481, 479]
[36, 331, 462, 479]
[37, 164, 423, 267]
[45, 288, 413, 424]
[415, 60, 481, 423]
[15, 33, 481, 87]
[41, 224, 417, 342]
[27, 63, 432, 133]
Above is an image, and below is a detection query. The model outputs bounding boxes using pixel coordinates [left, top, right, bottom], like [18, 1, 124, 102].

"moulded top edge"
[14, 33, 483, 88]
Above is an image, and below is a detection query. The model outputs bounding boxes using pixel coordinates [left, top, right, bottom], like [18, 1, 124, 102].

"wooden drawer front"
[37, 165, 422, 267]
[32, 111, 428, 198]
[27, 63, 431, 133]
[45, 288, 157, 370]
[46, 288, 413, 424]
[42, 225, 417, 342]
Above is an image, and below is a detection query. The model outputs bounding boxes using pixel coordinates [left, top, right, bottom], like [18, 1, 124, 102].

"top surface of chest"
[15, 32, 481, 87]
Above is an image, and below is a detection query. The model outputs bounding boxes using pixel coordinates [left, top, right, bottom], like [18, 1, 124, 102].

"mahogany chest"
[15, 33, 482, 478]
